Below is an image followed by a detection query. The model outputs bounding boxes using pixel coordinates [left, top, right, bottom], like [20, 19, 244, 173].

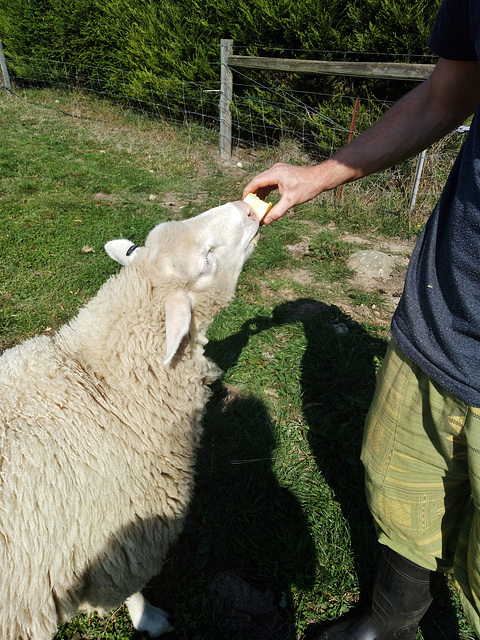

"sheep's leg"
[125, 592, 173, 637]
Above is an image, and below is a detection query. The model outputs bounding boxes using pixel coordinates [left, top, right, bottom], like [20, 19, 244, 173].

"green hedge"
[1, 0, 441, 72]
[0, 0, 442, 149]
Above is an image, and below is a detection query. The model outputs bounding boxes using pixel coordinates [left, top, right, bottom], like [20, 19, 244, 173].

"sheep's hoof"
[126, 592, 174, 637]
[138, 607, 174, 637]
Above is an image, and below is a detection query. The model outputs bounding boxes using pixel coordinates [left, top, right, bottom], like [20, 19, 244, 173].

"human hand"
[243, 162, 325, 224]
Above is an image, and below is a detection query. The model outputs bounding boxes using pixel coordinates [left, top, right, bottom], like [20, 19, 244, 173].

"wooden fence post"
[219, 39, 233, 160]
[0, 36, 12, 92]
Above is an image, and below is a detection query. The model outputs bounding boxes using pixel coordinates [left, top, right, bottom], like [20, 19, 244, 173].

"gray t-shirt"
[391, 0, 480, 406]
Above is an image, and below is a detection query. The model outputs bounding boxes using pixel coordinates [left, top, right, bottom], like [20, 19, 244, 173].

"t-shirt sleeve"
[428, 0, 478, 61]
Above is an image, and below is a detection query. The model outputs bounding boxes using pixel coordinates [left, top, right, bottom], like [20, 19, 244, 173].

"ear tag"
[126, 244, 138, 257]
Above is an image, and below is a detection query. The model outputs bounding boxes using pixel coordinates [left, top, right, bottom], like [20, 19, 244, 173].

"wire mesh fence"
[1, 51, 466, 224]
[4, 55, 222, 128]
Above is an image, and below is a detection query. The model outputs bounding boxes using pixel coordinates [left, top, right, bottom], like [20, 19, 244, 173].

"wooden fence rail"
[227, 55, 434, 82]
[219, 38, 435, 161]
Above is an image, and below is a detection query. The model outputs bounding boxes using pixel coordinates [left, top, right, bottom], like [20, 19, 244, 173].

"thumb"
[262, 195, 296, 224]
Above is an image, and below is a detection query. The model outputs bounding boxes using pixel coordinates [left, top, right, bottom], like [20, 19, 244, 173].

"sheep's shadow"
[146, 313, 318, 640]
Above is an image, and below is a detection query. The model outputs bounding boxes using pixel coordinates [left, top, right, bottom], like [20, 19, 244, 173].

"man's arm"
[243, 58, 480, 223]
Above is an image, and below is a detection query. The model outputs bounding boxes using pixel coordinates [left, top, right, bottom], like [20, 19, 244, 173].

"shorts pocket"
[361, 343, 409, 488]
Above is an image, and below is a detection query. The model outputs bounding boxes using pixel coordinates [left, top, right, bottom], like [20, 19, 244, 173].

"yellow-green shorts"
[362, 340, 480, 635]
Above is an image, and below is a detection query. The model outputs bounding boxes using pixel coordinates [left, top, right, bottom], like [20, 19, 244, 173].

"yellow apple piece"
[243, 192, 272, 222]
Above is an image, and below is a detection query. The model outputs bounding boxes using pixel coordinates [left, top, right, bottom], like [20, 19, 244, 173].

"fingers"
[243, 163, 309, 223]
[243, 164, 292, 224]
[242, 166, 283, 201]
[262, 196, 295, 224]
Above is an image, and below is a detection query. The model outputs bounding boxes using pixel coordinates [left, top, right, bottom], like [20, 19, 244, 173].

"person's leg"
[363, 341, 470, 573]
[453, 406, 480, 637]
[304, 543, 442, 640]
[304, 341, 471, 639]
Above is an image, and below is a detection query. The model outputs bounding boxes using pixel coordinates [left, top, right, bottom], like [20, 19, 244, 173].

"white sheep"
[0, 200, 259, 639]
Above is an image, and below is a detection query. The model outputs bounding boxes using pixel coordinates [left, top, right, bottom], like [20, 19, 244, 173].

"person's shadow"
[272, 299, 382, 597]
[145, 296, 465, 639]
[269, 298, 464, 640]
[154, 297, 381, 639]
[144, 305, 318, 640]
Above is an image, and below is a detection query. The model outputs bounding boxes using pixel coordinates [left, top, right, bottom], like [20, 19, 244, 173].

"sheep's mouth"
[250, 231, 260, 246]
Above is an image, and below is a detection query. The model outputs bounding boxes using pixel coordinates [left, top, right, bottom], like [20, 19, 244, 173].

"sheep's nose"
[234, 200, 255, 218]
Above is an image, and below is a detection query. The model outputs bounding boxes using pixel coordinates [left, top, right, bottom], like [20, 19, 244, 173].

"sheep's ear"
[105, 239, 141, 266]
[164, 291, 193, 366]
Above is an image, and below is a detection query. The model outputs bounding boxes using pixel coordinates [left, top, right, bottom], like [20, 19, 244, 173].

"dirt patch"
[155, 190, 210, 215]
[278, 268, 316, 287]
[157, 192, 186, 214]
[92, 191, 118, 204]
[260, 232, 415, 331]
[285, 241, 311, 259]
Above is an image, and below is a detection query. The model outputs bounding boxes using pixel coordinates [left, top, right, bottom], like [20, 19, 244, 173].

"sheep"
[0, 200, 259, 639]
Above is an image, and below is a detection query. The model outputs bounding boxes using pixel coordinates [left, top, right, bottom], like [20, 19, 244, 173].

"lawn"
[0, 87, 476, 640]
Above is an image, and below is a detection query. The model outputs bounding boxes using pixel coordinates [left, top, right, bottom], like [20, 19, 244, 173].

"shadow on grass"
[269, 298, 464, 640]
[147, 298, 375, 639]
[145, 313, 318, 640]
[146, 297, 465, 639]
[272, 299, 383, 602]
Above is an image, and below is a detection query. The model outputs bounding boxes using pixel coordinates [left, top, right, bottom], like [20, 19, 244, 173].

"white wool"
[0, 201, 258, 639]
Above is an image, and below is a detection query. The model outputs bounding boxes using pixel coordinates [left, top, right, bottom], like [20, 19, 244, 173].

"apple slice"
[243, 193, 272, 223]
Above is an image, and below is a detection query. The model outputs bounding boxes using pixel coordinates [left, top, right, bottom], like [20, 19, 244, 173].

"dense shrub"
[0, 0, 442, 148]
[1, 0, 441, 71]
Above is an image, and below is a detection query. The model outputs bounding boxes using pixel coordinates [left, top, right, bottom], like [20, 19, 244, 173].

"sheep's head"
[105, 200, 259, 365]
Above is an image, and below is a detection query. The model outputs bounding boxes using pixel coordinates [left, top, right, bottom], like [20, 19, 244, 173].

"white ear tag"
[105, 239, 140, 266]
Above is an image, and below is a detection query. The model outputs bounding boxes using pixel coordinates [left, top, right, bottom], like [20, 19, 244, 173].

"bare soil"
[258, 220, 414, 332]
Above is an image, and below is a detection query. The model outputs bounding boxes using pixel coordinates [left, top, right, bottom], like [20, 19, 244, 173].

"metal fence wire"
[1, 50, 467, 222]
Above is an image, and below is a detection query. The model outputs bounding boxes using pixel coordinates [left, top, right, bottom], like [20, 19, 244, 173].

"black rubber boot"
[303, 544, 443, 640]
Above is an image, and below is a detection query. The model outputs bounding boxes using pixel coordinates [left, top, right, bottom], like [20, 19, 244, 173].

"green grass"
[0, 88, 477, 640]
